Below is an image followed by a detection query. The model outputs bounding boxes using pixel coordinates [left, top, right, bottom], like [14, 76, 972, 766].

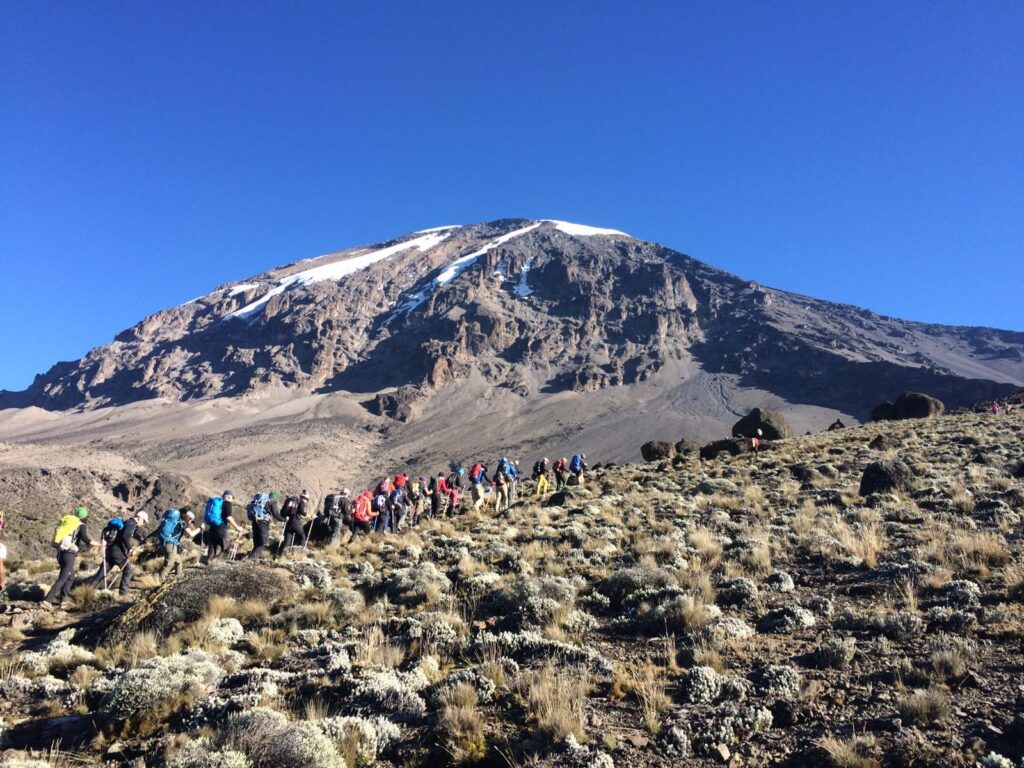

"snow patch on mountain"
[227, 283, 259, 296]
[513, 256, 536, 298]
[227, 231, 450, 320]
[544, 220, 629, 237]
[415, 225, 462, 233]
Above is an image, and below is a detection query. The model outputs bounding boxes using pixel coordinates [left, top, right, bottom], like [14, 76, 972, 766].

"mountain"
[1, 219, 1021, 557]
[3, 218, 1020, 419]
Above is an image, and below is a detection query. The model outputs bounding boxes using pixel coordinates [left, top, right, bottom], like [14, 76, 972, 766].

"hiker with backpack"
[553, 457, 568, 491]
[204, 492, 243, 563]
[323, 489, 353, 546]
[491, 462, 511, 513]
[446, 468, 465, 516]
[157, 509, 200, 582]
[569, 453, 587, 484]
[426, 473, 445, 519]
[508, 460, 520, 504]
[247, 491, 283, 560]
[386, 478, 407, 534]
[469, 462, 488, 510]
[89, 510, 149, 597]
[533, 457, 550, 497]
[407, 478, 426, 526]
[281, 490, 313, 551]
[42, 506, 99, 610]
[352, 490, 376, 534]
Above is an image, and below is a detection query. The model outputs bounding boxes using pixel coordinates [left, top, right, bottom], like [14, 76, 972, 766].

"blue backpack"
[157, 509, 182, 544]
[204, 496, 224, 526]
[570, 455, 583, 472]
[101, 516, 125, 545]
[247, 493, 269, 522]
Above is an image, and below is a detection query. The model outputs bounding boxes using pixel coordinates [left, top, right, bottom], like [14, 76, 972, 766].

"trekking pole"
[302, 516, 315, 550]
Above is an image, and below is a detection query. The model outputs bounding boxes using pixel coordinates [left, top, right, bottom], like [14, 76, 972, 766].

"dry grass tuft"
[520, 663, 593, 745]
[438, 682, 487, 763]
[897, 687, 951, 725]
[818, 732, 880, 768]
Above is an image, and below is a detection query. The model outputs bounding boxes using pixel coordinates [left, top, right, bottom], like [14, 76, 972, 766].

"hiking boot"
[39, 600, 53, 611]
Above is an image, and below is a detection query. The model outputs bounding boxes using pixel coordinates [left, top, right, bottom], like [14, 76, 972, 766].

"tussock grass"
[519, 663, 592, 745]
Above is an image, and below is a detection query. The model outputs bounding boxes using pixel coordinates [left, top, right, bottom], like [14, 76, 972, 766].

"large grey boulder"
[732, 408, 792, 440]
[859, 460, 914, 497]
[871, 391, 944, 421]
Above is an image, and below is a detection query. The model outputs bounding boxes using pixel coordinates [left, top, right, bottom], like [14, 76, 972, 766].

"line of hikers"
[38, 454, 588, 610]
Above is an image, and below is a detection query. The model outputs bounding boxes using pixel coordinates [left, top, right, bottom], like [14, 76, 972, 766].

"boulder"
[732, 408, 792, 441]
[674, 439, 699, 455]
[827, 419, 846, 431]
[700, 438, 752, 460]
[91, 562, 293, 646]
[871, 391, 944, 422]
[868, 434, 897, 451]
[859, 460, 914, 497]
[641, 441, 676, 462]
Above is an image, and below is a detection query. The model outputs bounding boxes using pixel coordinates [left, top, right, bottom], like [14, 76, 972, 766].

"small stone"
[628, 734, 649, 748]
[715, 743, 731, 762]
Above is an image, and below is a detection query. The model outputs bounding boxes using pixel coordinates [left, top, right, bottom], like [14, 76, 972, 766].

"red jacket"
[354, 492, 376, 523]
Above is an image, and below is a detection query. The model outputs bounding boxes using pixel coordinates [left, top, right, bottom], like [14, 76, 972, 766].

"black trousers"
[249, 520, 271, 560]
[89, 548, 133, 594]
[45, 550, 78, 603]
[206, 526, 228, 561]
[282, 518, 307, 550]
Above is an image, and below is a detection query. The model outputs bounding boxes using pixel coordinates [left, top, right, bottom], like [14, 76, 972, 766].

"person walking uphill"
[248, 491, 283, 560]
[157, 509, 200, 582]
[533, 457, 550, 497]
[281, 490, 313, 551]
[569, 453, 587, 484]
[89, 509, 148, 597]
[42, 507, 99, 609]
[204, 491, 243, 563]
[553, 457, 568, 491]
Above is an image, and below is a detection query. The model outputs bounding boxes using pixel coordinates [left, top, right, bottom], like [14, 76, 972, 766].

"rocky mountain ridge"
[2, 218, 1021, 422]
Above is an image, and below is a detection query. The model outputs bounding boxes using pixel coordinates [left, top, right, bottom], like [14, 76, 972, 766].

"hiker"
[492, 462, 511, 513]
[157, 509, 200, 582]
[323, 489, 352, 546]
[407, 477, 426, 526]
[89, 509, 148, 597]
[750, 429, 762, 455]
[470, 462, 488, 510]
[569, 453, 587, 484]
[508, 460, 520, 504]
[204, 491, 243, 563]
[533, 457, 550, 497]
[429, 473, 449, 518]
[387, 478, 407, 533]
[352, 490, 376, 534]
[446, 468, 465, 516]
[553, 457, 568, 491]
[281, 490, 312, 551]
[248, 491, 282, 560]
[42, 507, 99, 609]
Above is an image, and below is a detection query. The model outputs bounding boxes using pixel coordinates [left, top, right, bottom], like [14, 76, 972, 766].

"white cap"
[135, 510, 150, 525]
[342, 488, 351, 496]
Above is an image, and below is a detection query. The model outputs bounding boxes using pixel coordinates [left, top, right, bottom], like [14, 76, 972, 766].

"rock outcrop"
[859, 459, 914, 497]
[732, 408, 793, 441]
[871, 391, 945, 421]
[640, 441, 676, 462]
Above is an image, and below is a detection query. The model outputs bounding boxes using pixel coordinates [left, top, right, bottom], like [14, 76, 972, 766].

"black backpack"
[533, 460, 544, 477]
[281, 496, 299, 519]
[323, 493, 340, 517]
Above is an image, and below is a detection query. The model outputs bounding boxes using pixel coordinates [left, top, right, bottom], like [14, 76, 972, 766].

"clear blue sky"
[2, 2, 1022, 391]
